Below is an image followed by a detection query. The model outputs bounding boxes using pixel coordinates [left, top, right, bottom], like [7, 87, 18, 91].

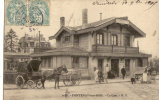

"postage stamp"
[6, 0, 27, 25]
[6, 0, 49, 26]
[29, 0, 49, 26]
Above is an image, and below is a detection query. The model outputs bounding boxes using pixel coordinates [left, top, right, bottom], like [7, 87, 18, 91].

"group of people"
[94, 66, 127, 83]
[94, 67, 108, 83]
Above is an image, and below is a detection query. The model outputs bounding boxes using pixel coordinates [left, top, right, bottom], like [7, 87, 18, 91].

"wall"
[88, 57, 98, 79]
[40, 57, 53, 70]
[79, 33, 89, 50]
[54, 56, 72, 68]
[93, 24, 135, 47]
[130, 59, 136, 76]
[88, 33, 94, 51]
[56, 31, 73, 48]
[142, 58, 148, 67]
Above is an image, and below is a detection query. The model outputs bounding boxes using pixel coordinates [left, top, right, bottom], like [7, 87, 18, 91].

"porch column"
[103, 28, 108, 45]
[107, 32, 111, 45]
[130, 35, 134, 47]
[130, 59, 136, 76]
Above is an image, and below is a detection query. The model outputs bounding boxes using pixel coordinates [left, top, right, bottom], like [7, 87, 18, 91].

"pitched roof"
[49, 17, 146, 39]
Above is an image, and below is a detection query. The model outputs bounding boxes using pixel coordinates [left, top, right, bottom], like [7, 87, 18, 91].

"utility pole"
[39, 31, 40, 53]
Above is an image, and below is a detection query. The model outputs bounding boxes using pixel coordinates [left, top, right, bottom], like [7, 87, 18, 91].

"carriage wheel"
[36, 80, 42, 89]
[75, 78, 81, 85]
[27, 80, 35, 89]
[71, 79, 76, 85]
[63, 79, 71, 86]
[16, 75, 24, 89]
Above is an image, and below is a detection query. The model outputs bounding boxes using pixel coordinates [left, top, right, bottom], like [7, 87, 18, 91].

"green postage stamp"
[6, 0, 49, 26]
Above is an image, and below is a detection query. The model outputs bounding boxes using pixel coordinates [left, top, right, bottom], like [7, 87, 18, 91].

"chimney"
[82, 9, 88, 25]
[99, 13, 102, 20]
[119, 16, 128, 20]
[60, 17, 65, 27]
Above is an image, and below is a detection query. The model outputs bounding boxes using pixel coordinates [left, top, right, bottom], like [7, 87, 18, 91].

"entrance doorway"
[111, 59, 119, 77]
[125, 59, 130, 75]
[98, 59, 103, 71]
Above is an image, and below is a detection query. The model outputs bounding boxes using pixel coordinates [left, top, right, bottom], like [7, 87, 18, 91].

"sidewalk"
[4, 75, 159, 90]
[4, 78, 130, 90]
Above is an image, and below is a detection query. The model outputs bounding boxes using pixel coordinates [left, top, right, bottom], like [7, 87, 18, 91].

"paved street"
[4, 77, 159, 100]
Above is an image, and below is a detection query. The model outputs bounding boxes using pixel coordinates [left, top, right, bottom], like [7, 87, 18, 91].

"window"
[97, 33, 104, 45]
[24, 42, 28, 47]
[124, 35, 130, 47]
[137, 58, 143, 67]
[30, 42, 34, 47]
[111, 34, 118, 45]
[64, 36, 70, 42]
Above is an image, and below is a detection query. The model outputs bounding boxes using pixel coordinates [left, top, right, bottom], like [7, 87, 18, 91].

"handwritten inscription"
[92, 0, 158, 10]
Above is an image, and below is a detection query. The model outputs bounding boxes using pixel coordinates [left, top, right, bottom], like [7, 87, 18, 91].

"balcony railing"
[92, 45, 139, 54]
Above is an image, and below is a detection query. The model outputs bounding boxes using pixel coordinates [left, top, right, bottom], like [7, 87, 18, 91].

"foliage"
[4, 29, 19, 52]
[150, 57, 159, 73]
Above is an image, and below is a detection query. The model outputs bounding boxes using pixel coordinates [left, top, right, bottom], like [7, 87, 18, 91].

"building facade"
[32, 9, 151, 79]
[19, 34, 51, 53]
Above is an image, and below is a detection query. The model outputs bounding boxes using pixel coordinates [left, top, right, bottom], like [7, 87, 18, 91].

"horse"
[41, 65, 68, 89]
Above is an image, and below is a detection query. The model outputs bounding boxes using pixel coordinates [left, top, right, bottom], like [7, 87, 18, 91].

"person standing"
[121, 66, 126, 79]
[94, 67, 98, 83]
[98, 69, 103, 83]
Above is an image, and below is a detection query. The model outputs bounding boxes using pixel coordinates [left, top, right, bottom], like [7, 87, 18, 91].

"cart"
[60, 69, 81, 86]
[135, 69, 157, 84]
[15, 60, 43, 89]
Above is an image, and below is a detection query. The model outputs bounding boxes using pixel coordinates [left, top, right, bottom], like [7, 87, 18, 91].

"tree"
[4, 29, 19, 52]
[150, 57, 159, 73]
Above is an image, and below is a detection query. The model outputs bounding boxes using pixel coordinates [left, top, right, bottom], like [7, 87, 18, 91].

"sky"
[4, 0, 159, 57]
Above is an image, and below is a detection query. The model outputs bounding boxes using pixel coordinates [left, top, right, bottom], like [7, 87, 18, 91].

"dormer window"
[64, 36, 70, 42]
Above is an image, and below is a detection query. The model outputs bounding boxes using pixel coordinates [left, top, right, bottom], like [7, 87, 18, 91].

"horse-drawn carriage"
[15, 59, 82, 89]
[15, 60, 43, 89]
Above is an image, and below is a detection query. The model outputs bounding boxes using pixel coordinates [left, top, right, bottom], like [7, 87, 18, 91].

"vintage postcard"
[3, 0, 159, 100]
